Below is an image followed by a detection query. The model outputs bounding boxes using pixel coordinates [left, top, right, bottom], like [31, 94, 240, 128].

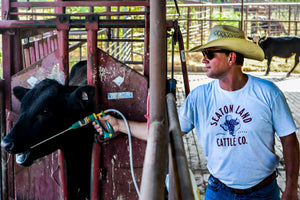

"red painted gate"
[0, 1, 150, 199]
[91, 49, 148, 200]
[8, 38, 65, 200]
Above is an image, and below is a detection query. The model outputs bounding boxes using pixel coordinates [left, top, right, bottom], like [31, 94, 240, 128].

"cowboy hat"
[189, 25, 264, 61]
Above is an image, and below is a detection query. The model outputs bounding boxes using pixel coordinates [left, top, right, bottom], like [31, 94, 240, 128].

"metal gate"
[0, 0, 194, 199]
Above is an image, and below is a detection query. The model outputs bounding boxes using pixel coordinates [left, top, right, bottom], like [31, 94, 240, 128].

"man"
[94, 25, 299, 200]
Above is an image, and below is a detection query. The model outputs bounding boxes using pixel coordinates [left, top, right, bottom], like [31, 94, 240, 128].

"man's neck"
[219, 72, 248, 91]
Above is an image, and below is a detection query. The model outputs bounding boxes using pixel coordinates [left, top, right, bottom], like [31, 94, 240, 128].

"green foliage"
[211, 11, 241, 27]
[67, 7, 90, 14]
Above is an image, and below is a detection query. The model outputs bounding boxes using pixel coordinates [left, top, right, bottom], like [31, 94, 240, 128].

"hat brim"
[189, 38, 265, 61]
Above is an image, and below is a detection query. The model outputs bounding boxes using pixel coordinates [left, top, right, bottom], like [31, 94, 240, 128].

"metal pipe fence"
[3, 2, 299, 71]
[167, 2, 300, 51]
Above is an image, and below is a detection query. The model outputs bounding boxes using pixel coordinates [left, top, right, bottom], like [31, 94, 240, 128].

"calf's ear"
[70, 85, 95, 108]
[13, 86, 30, 101]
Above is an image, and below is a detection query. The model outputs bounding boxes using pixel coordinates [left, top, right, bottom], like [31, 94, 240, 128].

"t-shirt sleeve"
[178, 94, 195, 133]
[271, 90, 297, 137]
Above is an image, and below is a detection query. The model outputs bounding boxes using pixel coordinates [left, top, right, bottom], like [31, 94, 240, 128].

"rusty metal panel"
[9, 51, 65, 200]
[14, 153, 62, 200]
[96, 49, 148, 200]
[98, 49, 148, 121]
[11, 51, 65, 113]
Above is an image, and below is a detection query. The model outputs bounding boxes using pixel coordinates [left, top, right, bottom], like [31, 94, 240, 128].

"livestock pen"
[0, 1, 300, 200]
[167, 2, 300, 50]
[0, 0, 193, 199]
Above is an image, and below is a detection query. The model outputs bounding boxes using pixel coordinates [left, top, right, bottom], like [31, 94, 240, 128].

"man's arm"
[93, 115, 148, 141]
[280, 132, 300, 200]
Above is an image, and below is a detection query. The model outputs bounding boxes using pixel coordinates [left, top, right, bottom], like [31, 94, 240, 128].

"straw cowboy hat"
[189, 25, 264, 61]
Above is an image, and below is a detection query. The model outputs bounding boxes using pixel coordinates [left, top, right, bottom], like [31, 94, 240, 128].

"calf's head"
[1, 79, 95, 166]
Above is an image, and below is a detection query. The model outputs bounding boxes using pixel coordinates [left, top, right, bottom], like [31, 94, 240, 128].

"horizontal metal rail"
[0, 19, 145, 29]
[11, 1, 150, 8]
[9, 11, 146, 17]
[167, 2, 300, 8]
[69, 38, 144, 42]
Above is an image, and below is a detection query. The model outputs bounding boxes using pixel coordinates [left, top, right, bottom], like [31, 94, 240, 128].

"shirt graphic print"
[210, 104, 251, 147]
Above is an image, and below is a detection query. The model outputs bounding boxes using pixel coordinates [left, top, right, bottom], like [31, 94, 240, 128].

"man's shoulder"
[247, 75, 283, 100]
[248, 74, 278, 90]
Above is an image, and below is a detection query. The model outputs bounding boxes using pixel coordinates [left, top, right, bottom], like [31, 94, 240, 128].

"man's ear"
[228, 52, 237, 66]
[13, 86, 30, 101]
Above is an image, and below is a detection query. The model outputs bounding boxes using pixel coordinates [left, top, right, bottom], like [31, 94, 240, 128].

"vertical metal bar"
[209, 5, 212, 29]
[86, 14, 99, 87]
[24, 46, 31, 67]
[55, 0, 65, 14]
[56, 14, 70, 200]
[1, 33, 12, 200]
[0, 79, 7, 200]
[143, 5, 150, 78]
[35, 40, 40, 61]
[50, 35, 55, 52]
[57, 15, 70, 84]
[2, 1, 22, 196]
[201, 7, 204, 45]
[29, 45, 36, 64]
[288, 5, 291, 35]
[13, 31, 23, 74]
[47, 36, 52, 53]
[54, 35, 58, 51]
[117, 7, 120, 60]
[140, 0, 167, 199]
[295, 6, 298, 36]
[85, 14, 100, 200]
[240, 0, 244, 30]
[186, 7, 191, 51]
[91, 142, 101, 200]
[148, 1, 167, 131]
[43, 38, 48, 56]
[38, 38, 44, 58]
[177, 28, 190, 97]
[106, 6, 111, 53]
[1, 32, 22, 200]
[245, 6, 249, 34]
[267, 5, 271, 35]
[166, 93, 195, 200]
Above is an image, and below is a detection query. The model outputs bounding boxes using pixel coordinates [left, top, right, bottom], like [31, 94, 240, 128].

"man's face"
[201, 48, 231, 79]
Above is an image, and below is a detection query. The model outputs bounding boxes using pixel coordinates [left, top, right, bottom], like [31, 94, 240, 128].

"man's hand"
[281, 188, 298, 200]
[92, 115, 119, 136]
[93, 114, 148, 141]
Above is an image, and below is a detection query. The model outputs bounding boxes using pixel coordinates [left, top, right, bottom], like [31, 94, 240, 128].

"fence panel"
[167, 3, 300, 52]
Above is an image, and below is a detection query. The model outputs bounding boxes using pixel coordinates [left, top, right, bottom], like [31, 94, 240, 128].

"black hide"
[249, 36, 300, 77]
[1, 78, 95, 199]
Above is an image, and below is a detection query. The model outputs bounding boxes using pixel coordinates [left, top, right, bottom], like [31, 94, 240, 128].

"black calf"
[249, 36, 300, 77]
[1, 78, 95, 199]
